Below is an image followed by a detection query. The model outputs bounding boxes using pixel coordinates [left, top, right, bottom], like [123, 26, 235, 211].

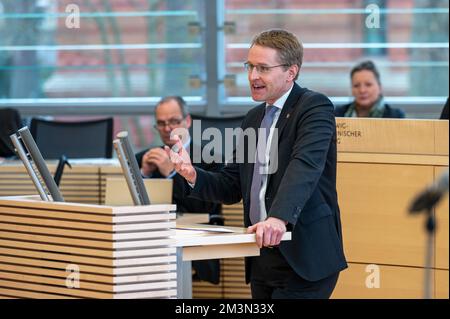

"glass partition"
[223, 0, 449, 116]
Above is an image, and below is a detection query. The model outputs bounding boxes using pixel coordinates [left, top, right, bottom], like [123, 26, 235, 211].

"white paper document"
[175, 226, 235, 233]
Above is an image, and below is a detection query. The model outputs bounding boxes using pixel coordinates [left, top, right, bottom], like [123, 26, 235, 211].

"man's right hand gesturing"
[164, 136, 197, 185]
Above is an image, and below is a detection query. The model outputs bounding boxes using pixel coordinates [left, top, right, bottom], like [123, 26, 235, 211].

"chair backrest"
[188, 113, 245, 160]
[30, 118, 113, 159]
[0, 108, 22, 157]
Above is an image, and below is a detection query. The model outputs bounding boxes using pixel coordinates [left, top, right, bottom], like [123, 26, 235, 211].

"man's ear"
[288, 64, 299, 82]
[185, 114, 192, 129]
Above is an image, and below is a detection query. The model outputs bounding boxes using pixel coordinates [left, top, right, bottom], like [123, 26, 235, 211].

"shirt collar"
[266, 84, 294, 111]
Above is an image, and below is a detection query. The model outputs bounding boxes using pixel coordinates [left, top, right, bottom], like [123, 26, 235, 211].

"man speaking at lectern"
[167, 29, 347, 299]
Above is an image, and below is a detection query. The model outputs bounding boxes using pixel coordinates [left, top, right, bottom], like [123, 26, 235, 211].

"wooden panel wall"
[331, 263, 428, 299]
[0, 163, 102, 205]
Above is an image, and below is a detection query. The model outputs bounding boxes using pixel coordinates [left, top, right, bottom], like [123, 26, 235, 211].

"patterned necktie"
[249, 105, 278, 225]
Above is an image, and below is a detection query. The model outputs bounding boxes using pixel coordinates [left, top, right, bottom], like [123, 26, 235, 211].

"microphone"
[409, 170, 449, 213]
[54, 155, 72, 186]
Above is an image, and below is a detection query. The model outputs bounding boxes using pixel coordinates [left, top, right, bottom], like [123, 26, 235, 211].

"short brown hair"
[350, 60, 381, 85]
[251, 29, 303, 81]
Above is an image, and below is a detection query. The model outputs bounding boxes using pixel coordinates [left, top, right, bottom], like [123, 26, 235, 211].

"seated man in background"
[335, 60, 405, 118]
[136, 96, 223, 284]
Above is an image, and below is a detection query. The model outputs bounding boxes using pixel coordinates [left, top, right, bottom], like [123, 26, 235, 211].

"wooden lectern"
[0, 196, 291, 299]
[0, 196, 177, 299]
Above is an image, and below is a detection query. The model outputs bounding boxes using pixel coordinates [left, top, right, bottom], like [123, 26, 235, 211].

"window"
[0, 0, 448, 120]
[0, 0, 204, 101]
[223, 0, 449, 117]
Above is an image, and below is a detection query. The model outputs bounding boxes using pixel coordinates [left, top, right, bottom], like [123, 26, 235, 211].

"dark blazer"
[187, 83, 348, 282]
[334, 102, 405, 118]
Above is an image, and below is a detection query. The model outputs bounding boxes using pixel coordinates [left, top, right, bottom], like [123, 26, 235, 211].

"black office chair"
[188, 113, 245, 160]
[187, 113, 246, 284]
[187, 113, 245, 224]
[0, 108, 23, 158]
[29, 118, 113, 159]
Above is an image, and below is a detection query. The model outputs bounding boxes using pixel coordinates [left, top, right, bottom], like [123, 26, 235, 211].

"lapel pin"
[286, 113, 290, 119]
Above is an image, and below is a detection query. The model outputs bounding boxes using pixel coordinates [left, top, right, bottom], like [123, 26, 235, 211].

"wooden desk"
[174, 220, 291, 298]
[176, 225, 270, 261]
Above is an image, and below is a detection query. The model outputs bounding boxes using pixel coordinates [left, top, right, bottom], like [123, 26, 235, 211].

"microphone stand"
[409, 170, 448, 299]
[54, 155, 71, 186]
[409, 185, 444, 299]
[423, 206, 435, 299]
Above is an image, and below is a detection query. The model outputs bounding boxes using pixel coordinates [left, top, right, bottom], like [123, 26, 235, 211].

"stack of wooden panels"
[192, 278, 223, 299]
[222, 258, 251, 298]
[0, 165, 36, 198]
[0, 162, 104, 205]
[99, 166, 123, 205]
[59, 166, 101, 204]
[192, 259, 251, 299]
[0, 197, 177, 299]
[222, 202, 246, 228]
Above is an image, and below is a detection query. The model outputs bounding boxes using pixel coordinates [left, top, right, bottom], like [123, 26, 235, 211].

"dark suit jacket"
[334, 102, 405, 118]
[187, 83, 348, 282]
